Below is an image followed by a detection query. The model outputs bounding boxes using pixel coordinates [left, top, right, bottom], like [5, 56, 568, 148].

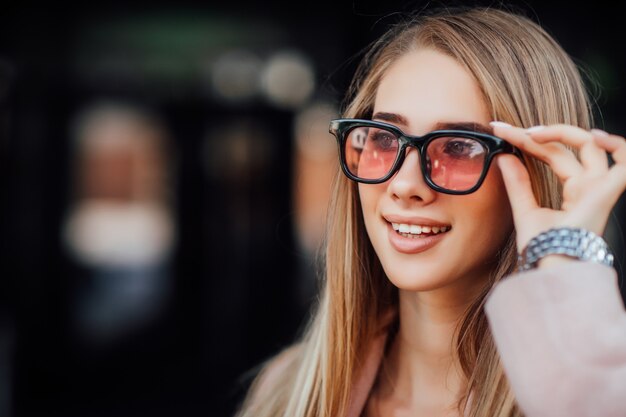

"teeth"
[409, 225, 421, 234]
[391, 222, 450, 235]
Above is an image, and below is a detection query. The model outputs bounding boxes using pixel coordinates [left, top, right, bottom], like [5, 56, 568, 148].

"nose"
[387, 147, 437, 204]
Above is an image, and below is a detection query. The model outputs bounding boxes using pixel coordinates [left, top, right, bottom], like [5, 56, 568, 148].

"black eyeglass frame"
[329, 118, 522, 195]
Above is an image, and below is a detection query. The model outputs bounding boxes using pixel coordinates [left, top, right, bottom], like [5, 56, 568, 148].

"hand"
[489, 122, 626, 256]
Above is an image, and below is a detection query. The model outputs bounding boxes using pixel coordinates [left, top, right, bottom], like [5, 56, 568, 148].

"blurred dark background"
[0, 1, 625, 416]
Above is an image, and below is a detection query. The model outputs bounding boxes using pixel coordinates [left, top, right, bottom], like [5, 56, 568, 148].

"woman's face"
[359, 48, 514, 292]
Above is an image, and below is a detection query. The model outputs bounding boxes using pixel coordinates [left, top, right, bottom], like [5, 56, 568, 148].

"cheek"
[358, 183, 385, 236]
[469, 169, 514, 247]
[489, 165, 514, 226]
[358, 183, 381, 212]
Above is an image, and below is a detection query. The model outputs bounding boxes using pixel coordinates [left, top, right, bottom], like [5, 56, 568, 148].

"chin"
[383, 264, 455, 292]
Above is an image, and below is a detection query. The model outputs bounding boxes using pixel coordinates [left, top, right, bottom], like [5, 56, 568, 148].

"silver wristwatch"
[518, 227, 615, 271]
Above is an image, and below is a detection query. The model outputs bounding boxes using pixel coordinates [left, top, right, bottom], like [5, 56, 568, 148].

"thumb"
[496, 155, 539, 219]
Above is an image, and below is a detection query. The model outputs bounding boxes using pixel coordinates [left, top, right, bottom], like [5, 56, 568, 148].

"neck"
[378, 276, 488, 408]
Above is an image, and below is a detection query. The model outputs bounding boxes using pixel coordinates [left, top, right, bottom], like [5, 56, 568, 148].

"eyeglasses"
[329, 118, 521, 195]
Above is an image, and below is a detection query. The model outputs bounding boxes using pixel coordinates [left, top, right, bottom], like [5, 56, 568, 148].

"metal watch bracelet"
[517, 227, 615, 271]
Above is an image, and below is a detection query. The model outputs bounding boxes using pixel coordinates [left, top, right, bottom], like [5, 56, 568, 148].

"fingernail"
[490, 121, 512, 128]
[591, 128, 609, 137]
[526, 125, 545, 133]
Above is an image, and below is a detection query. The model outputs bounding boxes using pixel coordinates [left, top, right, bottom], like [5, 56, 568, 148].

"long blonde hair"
[237, 7, 592, 417]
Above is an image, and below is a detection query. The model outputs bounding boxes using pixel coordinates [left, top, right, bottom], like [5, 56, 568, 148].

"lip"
[384, 216, 450, 254]
[382, 214, 451, 228]
[387, 223, 448, 254]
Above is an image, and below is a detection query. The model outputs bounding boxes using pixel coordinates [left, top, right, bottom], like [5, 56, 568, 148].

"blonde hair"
[237, 7, 592, 417]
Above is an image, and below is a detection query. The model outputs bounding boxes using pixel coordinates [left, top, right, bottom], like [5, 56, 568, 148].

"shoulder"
[250, 343, 303, 404]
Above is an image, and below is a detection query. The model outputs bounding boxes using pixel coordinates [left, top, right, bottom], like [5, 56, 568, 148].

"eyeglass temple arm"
[329, 120, 340, 135]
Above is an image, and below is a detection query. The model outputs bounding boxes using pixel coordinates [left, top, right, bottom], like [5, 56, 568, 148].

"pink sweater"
[347, 262, 626, 417]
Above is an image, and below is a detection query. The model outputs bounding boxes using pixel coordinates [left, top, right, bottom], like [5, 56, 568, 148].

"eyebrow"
[372, 112, 494, 135]
[372, 112, 409, 125]
[434, 121, 494, 135]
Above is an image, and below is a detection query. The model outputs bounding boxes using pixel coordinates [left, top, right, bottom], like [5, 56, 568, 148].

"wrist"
[536, 254, 578, 269]
[518, 227, 614, 272]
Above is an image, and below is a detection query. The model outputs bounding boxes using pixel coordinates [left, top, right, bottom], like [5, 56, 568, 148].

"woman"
[236, 7, 626, 417]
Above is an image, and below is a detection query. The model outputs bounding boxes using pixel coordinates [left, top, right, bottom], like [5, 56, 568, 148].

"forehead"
[374, 49, 490, 132]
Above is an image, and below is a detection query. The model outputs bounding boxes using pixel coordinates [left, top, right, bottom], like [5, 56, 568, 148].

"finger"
[527, 124, 609, 174]
[594, 134, 626, 194]
[491, 123, 583, 180]
[496, 154, 539, 220]
[594, 133, 626, 164]
[528, 124, 590, 146]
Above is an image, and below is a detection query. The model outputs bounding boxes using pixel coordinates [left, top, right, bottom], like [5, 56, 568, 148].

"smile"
[385, 220, 452, 254]
[391, 223, 450, 238]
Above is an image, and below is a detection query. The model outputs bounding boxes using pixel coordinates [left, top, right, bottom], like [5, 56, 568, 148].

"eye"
[443, 139, 480, 158]
[369, 130, 397, 150]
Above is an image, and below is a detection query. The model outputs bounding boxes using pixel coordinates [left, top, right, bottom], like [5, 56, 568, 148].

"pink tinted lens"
[344, 126, 399, 180]
[427, 136, 486, 191]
